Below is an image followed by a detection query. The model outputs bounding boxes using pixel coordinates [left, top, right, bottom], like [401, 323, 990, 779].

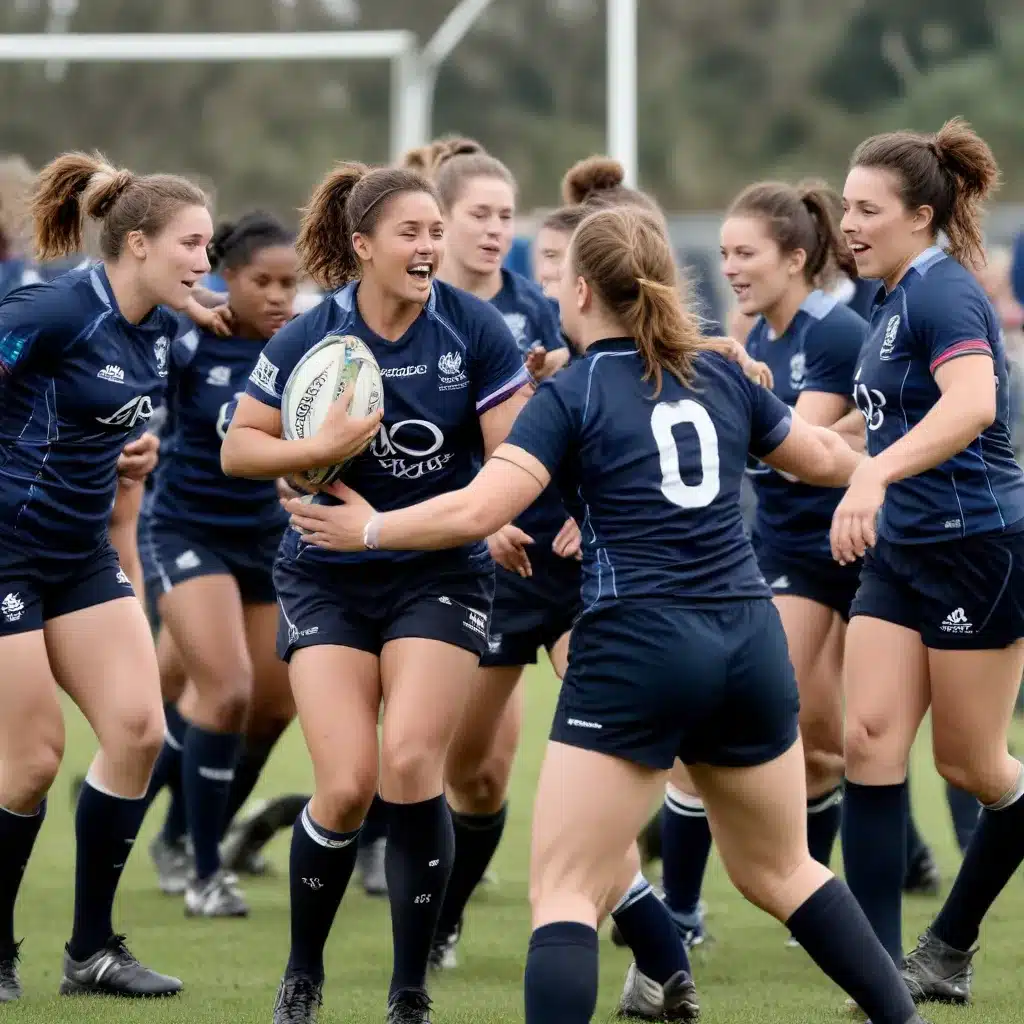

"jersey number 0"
[650, 400, 721, 509]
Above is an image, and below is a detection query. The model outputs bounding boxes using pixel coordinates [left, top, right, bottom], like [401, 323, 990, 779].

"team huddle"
[0, 117, 1023, 1024]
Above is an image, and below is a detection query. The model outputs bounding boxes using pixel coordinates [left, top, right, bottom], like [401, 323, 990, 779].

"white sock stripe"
[0, 802, 44, 818]
[300, 804, 359, 849]
[83, 771, 147, 801]
[611, 871, 652, 916]
[665, 783, 705, 816]
[197, 765, 235, 783]
[985, 760, 1024, 811]
[807, 787, 844, 814]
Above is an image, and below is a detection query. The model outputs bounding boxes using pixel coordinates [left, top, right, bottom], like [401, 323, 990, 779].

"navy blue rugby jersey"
[490, 268, 569, 546]
[745, 290, 866, 558]
[148, 323, 287, 533]
[0, 264, 178, 567]
[245, 278, 530, 567]
[0, 259, 41, 302]
[854, 246, 1024, 543]
[505, 339, 793, 607]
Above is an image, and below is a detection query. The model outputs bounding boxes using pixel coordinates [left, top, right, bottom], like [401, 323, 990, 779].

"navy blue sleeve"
[746, 376, 794, 457]
[504, 376, 577, 475]
[470, 299, 532, 413]
[0, 283, 78, 376]
[802, 312, 865, 394]
[244, 313, 314, 410]
[909, 270, 995, 375]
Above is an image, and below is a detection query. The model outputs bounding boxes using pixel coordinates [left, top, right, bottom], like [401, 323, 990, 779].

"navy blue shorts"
[550, 599, 800, 770]
[0, 540, 135, 637]
[755, 543, 862, 620]
[274, 552, 494, 662]
[850, 530, 1024, 650]
[480, 550, 581, 668]
[139, 517, 282, 606]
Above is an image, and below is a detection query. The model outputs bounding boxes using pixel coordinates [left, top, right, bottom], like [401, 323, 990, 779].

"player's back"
[550, 340, 787, 608]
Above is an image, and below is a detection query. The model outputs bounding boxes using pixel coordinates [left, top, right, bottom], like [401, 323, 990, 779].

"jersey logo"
[206, 365, 232, 387]
[97, 364, 124, 383]
[437, 351, 468, 392]
[249, 353, 280, 397]
[371, 419, 451, 480]
[154, 336, 169, 377]
[880, 315, 900, 360]
[95, 394, 154, 429]
[502, 312, 528, 346]
[789, 352, 806, 390]
[1, 592, 24, 623]
[381, 364, 427, 378]
[853, 380, 886, 431]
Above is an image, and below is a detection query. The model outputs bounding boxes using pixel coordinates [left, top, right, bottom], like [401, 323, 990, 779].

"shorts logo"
[97, 364, 124, 383]
[944, 518, 963, 530]
[566, 717, 602, 730]
[249, 353, 280, 398]
[115, 568, 132, 586]
[487, 633, 503, 655]
[206, 365, 232, 387]
[287, 623, 320, 644]
[438, 350, 468, 392]
[463, 607, 488, 638]
[770, 575, 790, 590]
[880, 315, 900, 359]
[175, 550, 201, 571]
[1, 592, 24, 623]
[437, 595, 452, 605]
[940, 607, 972, 634]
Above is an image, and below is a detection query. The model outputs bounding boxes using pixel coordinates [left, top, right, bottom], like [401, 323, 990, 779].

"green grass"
[12, 664, 1024, 1023]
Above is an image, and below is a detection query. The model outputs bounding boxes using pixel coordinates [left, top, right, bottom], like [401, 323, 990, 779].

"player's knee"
[196, 660, 254, 730]
[381, 733, 445, 795]
[842, 715, 904, 778]
[109, 703, 166, 769]
[7, 738, 64, 809]
[803, 743, 844, 791]
[446, 753, 511, 814]
[933, 747, 1010, 805]
[314, 768, 377, 832]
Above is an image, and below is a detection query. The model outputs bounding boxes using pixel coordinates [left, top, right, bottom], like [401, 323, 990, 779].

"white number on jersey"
[650, 399, 721, 509]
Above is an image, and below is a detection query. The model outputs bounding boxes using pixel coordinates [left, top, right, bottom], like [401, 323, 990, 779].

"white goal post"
[0, 0, 638, 183]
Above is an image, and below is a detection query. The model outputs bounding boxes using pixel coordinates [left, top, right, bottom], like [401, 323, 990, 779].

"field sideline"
[11, 662, 1024, 1023]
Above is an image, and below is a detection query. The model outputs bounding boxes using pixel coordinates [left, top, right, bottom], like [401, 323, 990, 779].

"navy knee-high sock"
[944, 781, 980, 855]
[358, 793, 388, 848]
[0, 801, 46, 956]
[841, 780, 908, 962]
[144, 703, 187, 844]
[933, 762, 1024, 951]
[661, 784, 712, 920]
[524, 922, 599, 1024]
[221, 730, 284, 835]
[787, 878, 917, 1024]
[384, 796, 455, 997]
[182, 724, 242, 881]
[286, 803, 360, 980]
[806, 784, 843, 868]
[68, 778, 148, 961]
[610, 872, 691, 984]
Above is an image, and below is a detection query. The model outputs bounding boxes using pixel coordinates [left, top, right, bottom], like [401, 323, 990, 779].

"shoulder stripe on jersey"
[332, 282, 357, 313]
[911, 246, 947, 275]
[929, 339, 992, 374]
[801, 290, 838, 320]
[582, 350, 636, 424]
[430, 309, 469, 355]
[89, 267, 110, 307]
[476, 363, 531, 414]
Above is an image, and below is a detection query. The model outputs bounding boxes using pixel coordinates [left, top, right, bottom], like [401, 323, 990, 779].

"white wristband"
[363, 515, 381, 551]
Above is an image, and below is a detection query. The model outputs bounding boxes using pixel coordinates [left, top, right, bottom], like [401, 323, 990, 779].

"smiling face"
[719, 214, 805, 317]
[445, 175, 516, 278]
[353, 190, 446, 304]
[842, 165, 935, 285]
[131, 203, 213, 311]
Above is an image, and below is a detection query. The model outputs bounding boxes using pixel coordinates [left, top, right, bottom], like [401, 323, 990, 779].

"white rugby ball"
[281, 333, 383, 487]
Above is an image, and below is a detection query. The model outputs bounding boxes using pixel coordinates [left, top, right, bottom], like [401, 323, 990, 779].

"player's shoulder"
[806, 293, 868, 346]
[0, 268, 95, 332]
[744, 315, 770, 353]
[904, 249, 989, 318]
[428, 278, 512, 349]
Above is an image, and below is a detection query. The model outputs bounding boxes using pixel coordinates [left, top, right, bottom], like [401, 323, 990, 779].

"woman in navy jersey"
[0, 152, 213, 1001]
[287, 204, 927, 1024]
[398, 138, 583, 971]
[221, 161, 531, 1024]
[138, 212, 299, 918]
[832, 119, 1024, 1006]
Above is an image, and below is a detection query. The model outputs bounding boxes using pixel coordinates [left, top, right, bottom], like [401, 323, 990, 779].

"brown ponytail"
[297, 162, 439, 290]
[31, 150, 206, 262]
[571, 206, 703, 395]
[726, 179, 855, 286]
[851, 117, 1000, 269]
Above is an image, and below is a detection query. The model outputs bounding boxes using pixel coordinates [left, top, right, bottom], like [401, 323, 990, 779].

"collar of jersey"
[90, 262, 163, 329]
[879, 244, 947, 300]
[586, 337, 635, 355]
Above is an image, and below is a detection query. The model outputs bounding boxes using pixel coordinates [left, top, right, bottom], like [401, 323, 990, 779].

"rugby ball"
[281, 334, 383, 487]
